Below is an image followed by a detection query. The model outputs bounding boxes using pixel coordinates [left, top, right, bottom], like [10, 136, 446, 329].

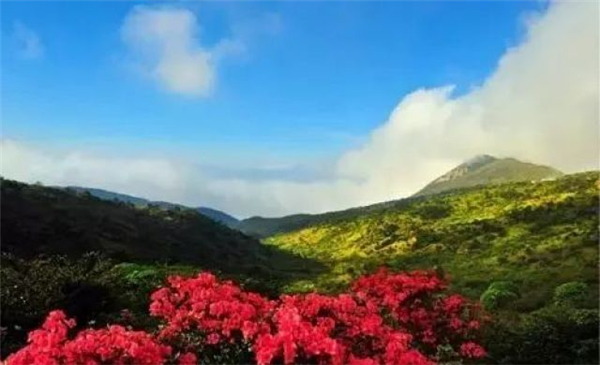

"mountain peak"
[414, 155, 562, 197]
[463, 154, 497, 167]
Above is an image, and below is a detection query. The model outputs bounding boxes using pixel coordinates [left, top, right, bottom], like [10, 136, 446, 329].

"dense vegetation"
[6, 270, 486, 365]
[266, 172, 598, 296]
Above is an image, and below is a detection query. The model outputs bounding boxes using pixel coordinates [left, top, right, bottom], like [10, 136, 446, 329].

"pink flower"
[178, 352, 198, 365]
[460, 342, 487, 359]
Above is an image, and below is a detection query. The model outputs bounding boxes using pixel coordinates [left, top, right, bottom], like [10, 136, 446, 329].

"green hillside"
[266, 172, 599, 306]
[264, 172, 599, 363]
[1, 179, 319, 284]
[414, 155, 563, 197]
[237, 214, 316, 238]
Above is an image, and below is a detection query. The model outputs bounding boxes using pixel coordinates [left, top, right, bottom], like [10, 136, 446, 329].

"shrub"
[5, 310, 178, 365]
[553, 282, 588, 308]
[0, 253, 124, 357]
[480, 282, 519, 311]
[483, 305, 599, 364]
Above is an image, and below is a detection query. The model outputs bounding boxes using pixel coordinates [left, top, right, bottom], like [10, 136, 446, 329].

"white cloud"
[2, 1, 598, 218]
[0, 139, 189, 203]
[121, 6, 239, 97]
[13, 21, 44, 59]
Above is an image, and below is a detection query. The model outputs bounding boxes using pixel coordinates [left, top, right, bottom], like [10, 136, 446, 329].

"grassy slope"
[1, 179, 322, 288]
[266, 172, 599, 311]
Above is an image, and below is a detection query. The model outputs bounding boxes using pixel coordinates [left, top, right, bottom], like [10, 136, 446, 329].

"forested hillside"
[1, 179, 318, 282]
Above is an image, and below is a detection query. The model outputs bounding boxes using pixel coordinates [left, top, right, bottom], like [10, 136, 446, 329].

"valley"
[2, 162, 598, 364]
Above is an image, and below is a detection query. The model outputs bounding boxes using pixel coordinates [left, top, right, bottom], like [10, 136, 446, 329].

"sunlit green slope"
[266, 172, 599, 311]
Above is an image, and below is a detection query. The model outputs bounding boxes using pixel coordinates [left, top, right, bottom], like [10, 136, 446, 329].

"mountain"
[237, 214, 315, 238]
[65, 186, 239, 227]
[65, 187, 149, 206]
[2, 179, 318, 281]
[197, 207, 240, 227]
[264, 171, 599, 305]
[413, 155, 563, 197]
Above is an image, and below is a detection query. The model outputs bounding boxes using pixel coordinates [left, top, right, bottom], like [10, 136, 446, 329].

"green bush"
[484, 305, 599, 364]
[0, 253, 127, 357]
[553, 282, 588, 308]
[480, 281, 519, 311]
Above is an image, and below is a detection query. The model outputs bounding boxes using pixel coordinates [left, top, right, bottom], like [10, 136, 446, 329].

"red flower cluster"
[7, 269, 487, 365]
[5, 311, 172, 365]
[351, 269, 485, 354]
[150, 270, 486, 365]
[150, 272, 276, 343]
[253, 293, 433, 365]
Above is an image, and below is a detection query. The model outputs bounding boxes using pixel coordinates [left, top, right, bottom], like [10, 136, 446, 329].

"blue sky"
[1, 1, 596, 217]
[2, 1, 543, 159]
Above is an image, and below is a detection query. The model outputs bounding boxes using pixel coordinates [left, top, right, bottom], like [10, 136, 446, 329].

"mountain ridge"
[237, 155, 565, 237]
[64, 186, 239, 227]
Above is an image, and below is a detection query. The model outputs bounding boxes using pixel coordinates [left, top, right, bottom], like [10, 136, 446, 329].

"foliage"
[1, 256, 198, 357]
[5, 310, 178, 365]
[553, 282, 589, 308]
[2, 172, 598, 364]
[482, 304, 599, 364]
[6, 270, 487, 365]
[262, 172, 599, 364]
[480, 282, 519, 311]
[0, 253, 124, 356]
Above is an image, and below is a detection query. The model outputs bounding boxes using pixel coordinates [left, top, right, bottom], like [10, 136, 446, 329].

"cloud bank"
[2, 1, 598, 217]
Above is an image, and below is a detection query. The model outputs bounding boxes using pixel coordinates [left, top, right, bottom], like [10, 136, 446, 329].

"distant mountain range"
[64, 187, 239, 227]
[413, 154, 563, 197]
